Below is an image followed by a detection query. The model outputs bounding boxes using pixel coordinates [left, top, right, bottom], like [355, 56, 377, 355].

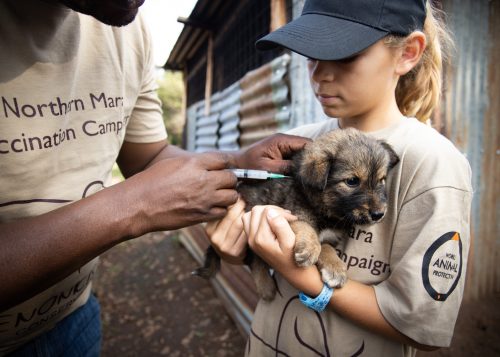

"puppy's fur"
[194, 128, 399, 300]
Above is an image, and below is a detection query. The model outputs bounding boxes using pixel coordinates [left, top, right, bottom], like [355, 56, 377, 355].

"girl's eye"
[345, 177, 360, 187]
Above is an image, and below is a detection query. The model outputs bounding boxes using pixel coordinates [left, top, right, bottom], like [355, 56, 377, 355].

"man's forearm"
[147, 143, 192, 166]
[0, 182, 135, 311]
[1, 148, 241, 311]
[118, 132, 310, 179]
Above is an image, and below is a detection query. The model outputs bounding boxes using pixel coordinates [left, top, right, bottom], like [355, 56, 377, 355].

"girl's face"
[307, 39, 400, 124]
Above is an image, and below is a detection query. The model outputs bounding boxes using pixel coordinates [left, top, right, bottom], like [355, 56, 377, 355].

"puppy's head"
[293, 128, 399, 227]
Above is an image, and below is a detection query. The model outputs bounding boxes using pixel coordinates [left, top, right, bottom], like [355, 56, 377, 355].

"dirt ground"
[93, 232, 499, 357]
[93, 232, 245, 357]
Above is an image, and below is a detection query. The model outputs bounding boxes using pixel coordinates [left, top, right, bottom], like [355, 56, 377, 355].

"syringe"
[228, 169, 291, 180]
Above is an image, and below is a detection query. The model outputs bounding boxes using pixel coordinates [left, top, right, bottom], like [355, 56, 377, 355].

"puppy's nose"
[370, 211, 384, 222]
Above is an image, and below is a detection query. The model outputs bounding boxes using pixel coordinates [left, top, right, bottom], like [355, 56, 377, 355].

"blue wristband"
[299, 284, 334, 312]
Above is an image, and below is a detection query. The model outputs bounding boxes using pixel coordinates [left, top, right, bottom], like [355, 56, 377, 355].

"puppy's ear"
[379, 141, 400, 169]
[295, 147, 332, 191]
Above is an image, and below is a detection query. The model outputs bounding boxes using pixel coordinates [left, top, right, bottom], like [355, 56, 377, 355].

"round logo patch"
[422, 232, 463, 301]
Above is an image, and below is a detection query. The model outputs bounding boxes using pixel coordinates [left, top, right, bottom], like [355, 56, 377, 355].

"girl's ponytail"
[386, 2, 454, 122]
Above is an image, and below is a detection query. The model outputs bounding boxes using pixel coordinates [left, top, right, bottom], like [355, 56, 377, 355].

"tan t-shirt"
[247, 118, 472, 357]
[0, 1, 166, 353]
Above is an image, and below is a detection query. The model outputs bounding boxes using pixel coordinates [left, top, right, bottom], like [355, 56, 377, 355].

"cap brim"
[256, 13, 388, 61]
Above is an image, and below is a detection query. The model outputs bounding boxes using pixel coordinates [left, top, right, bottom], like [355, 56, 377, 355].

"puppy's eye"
[345, 177, 360, 187]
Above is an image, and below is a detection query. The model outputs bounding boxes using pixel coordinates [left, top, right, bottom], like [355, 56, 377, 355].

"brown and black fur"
[194, 128, 399, 301]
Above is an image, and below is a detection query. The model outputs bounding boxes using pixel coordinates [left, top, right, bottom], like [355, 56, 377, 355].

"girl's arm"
[241, 205, 440, 351]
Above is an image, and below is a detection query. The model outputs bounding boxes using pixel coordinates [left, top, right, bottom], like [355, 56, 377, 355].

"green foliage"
[111, 163, 124, 182]
[157, 70, 185, 146]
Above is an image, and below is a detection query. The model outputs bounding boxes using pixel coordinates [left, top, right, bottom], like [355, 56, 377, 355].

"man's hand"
[121, 151, 239, 235]
[234, 134, 310, 174]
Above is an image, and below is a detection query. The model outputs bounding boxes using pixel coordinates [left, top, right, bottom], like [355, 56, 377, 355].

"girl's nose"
[308, 60, 335, 83]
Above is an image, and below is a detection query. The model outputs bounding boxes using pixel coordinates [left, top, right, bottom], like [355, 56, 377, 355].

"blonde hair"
[385, 2, 454, 122]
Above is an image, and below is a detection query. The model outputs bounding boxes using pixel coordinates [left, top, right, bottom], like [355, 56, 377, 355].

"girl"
[207, 0, 472, 355]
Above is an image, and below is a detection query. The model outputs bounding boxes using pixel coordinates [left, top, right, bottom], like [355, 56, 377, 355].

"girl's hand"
[242, 206, 297, 272]
[205, 198, 248, 265]
[243, 206, 323, 296]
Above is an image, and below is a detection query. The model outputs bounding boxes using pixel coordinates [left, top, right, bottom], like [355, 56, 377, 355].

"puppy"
[194, 128, 399, 301]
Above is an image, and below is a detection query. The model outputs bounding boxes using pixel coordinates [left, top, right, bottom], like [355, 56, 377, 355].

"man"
[0, 0, 308, 355]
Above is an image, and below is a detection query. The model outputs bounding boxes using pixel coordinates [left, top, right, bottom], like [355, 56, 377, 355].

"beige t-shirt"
[247, 118, 472, 357]
[0, 1, 166, 353]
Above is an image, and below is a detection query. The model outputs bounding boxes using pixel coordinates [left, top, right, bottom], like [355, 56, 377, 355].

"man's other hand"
[234, 134, 310, 174]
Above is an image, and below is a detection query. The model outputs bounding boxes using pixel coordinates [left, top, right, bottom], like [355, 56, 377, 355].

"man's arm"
[0, 134, 309, 311]
[116, 140, 189, 178]
[116, 132, 311, 179]
[0, 146, 237, 311]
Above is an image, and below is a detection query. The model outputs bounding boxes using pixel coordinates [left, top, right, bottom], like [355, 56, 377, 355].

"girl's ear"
[396, 31, 427, 76]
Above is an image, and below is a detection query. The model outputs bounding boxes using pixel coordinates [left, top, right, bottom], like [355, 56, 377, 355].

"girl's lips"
[317, 94, 342, 106]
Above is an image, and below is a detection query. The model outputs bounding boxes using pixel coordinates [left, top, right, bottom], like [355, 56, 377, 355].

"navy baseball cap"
[256, 0, 427, 60]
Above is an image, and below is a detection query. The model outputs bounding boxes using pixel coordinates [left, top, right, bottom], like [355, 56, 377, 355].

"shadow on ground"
[94, 232, 499, 357]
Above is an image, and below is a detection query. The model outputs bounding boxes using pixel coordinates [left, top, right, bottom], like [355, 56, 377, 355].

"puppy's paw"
[294, 240, 321, 267]
[319, 263, 347, 288]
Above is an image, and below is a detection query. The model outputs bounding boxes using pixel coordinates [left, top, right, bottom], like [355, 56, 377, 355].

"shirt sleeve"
[124, 16, 167, 144]
[373, 186, 472, 347]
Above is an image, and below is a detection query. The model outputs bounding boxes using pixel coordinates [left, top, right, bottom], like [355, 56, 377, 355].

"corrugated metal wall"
[192, 86, 242, 153]
[195, 111, 219, 152]
[217, 82, 241, 151]
[239, 54, 291, 147]
[440, 0, 499, 300]
[185, 54, 292, 152]
[185, 101, 202, 152]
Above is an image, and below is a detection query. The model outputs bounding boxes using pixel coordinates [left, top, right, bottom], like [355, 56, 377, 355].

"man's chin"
[59, 0, 139, 26]
[96, 8, 138, 27]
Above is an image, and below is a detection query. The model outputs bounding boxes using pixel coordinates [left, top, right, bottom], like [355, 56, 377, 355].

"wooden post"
[204, 32, 214, 116]
[270, 0, 287, 32]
